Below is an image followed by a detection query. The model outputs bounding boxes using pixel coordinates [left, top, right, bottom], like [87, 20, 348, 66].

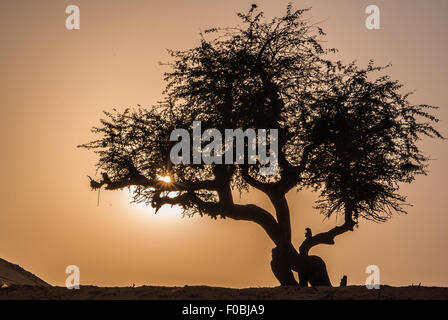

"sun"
[121, 175, 182, 221]
[158, 175, 171, 183]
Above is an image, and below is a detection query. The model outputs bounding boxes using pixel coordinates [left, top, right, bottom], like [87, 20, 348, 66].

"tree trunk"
[271, 245, 332, 286]
[270, 246, 299, 285]
[268, 192, 332, 287]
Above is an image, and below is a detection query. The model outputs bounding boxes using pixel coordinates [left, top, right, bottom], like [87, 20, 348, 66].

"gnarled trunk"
[271, 245, 331, 286]
[268, 192, 332, 287]
[270, 246, 299, 285]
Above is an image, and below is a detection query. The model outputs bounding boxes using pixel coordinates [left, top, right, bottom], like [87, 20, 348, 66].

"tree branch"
[299, 208, 356, 255]
[240, 165, 274, 193]
[226, 204, 282, 246]
[90, 158, 283, 246]
[277, 143, 314, 193]
[89, 172, 218, 193]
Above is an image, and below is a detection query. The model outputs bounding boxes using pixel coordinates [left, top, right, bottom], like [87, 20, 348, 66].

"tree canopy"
[80, 4, 443, 285]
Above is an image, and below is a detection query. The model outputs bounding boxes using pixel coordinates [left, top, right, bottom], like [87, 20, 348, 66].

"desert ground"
[1, 284, 448, 300]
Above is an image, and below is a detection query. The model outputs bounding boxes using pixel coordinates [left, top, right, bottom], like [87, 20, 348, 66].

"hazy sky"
[0, 0, 447, 288]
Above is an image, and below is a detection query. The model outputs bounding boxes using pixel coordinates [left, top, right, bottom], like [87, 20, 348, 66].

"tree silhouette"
[79, 4, 443, 286]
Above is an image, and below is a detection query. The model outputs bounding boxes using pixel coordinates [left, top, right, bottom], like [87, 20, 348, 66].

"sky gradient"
[0, 0, 447, 287]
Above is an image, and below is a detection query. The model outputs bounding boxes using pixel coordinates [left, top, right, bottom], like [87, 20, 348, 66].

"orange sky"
[0, 0, 447, 288]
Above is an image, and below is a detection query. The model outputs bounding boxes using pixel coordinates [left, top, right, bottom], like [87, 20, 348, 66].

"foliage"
[80, 4, 443, 226]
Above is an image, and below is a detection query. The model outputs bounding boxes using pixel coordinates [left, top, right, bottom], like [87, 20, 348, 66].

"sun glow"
[158, 175, 171, 183]
[123, 176, 182, 221]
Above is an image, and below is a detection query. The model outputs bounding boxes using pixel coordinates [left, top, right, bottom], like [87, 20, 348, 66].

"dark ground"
[1, 284, 448, 300]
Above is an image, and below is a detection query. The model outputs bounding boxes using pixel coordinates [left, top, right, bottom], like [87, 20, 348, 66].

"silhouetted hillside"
[0, 258, 50, 287]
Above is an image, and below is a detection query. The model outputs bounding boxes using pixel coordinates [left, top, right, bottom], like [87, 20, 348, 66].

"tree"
[79, 4, 443, 286]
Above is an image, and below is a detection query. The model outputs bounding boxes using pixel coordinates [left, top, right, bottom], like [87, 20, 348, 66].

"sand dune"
[0, 258, 50, 287]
